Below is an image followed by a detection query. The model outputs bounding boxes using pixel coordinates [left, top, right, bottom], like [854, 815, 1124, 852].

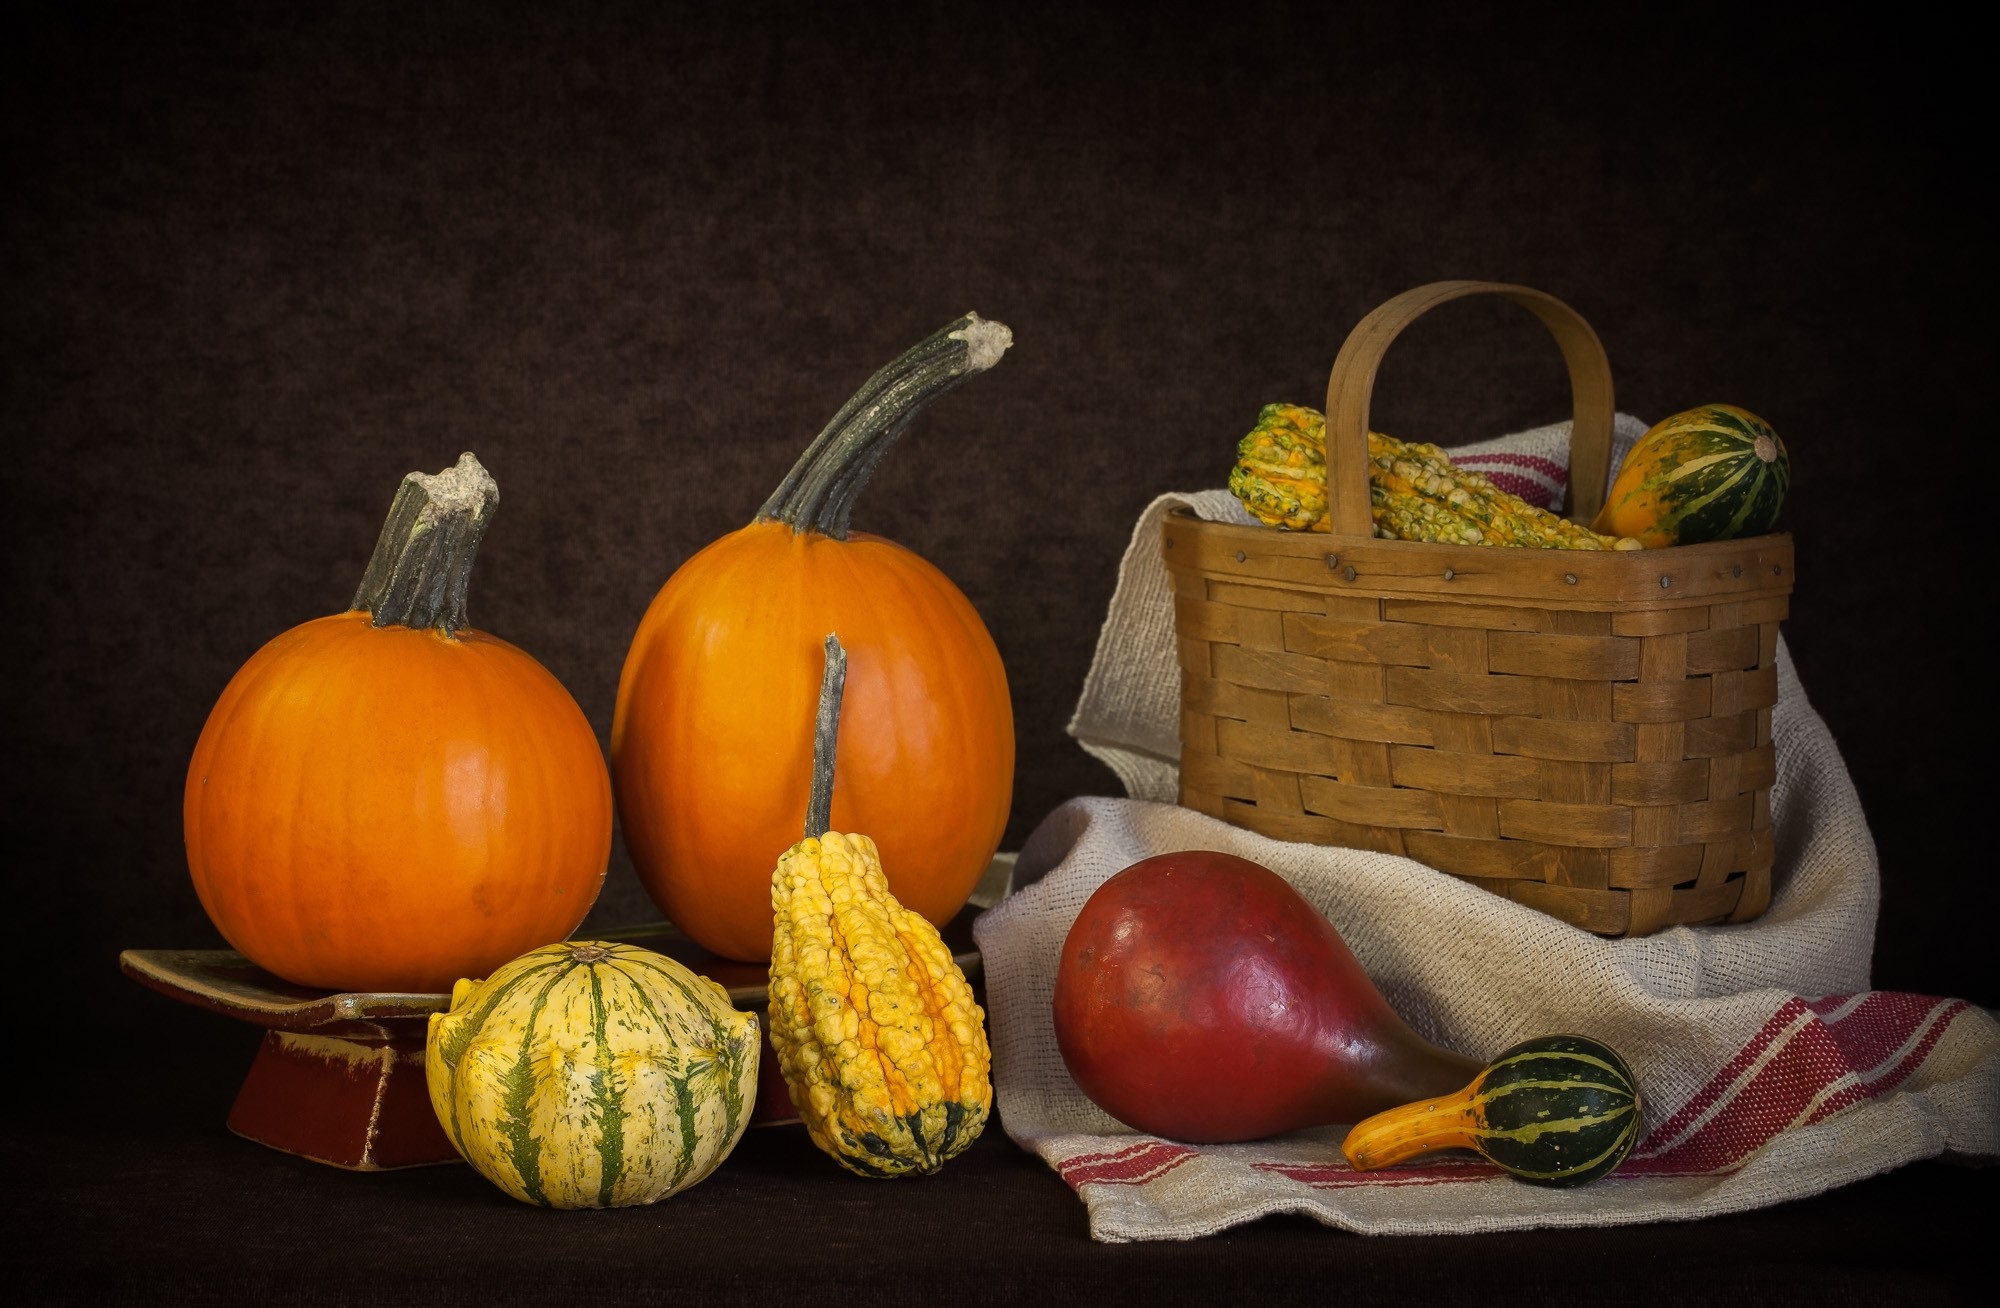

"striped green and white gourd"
[1592, 403, 1790, 547]
[1342, 1034, 1641, 1187]
[425, 939, 760, 1208]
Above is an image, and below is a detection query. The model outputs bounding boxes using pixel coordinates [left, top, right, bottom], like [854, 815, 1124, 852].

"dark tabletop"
[38, 917, 1995, 1308]
[12, 985, 1990, 1308]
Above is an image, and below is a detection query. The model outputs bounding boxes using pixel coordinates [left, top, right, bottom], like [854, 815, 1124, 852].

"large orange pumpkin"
[612, 314, 1015, 962]
[184, 453, 612, 993]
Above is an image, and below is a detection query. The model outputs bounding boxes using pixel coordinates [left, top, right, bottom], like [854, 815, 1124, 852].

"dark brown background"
[9, 0, 1987, 1009]
[5, 3, 1992, 1300]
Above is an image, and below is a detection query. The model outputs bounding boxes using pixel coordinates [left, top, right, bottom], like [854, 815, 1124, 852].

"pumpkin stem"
[804, 633, 848, 838]
[351, 452, 499, 634]
[759, 313, 1013, 539]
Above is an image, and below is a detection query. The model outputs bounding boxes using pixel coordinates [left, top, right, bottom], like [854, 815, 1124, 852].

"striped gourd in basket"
[1592, 403, 1790, 548]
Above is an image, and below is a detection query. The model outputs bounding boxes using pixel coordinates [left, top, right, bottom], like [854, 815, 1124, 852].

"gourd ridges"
[768, 832, 990, 1178]
[434, 944, 756, 1207]
[1655, 458, 1778, 541]
[1469, 1039, 1640, 1186]
[601, 951, 754, 1196]
[613, 951, 753, 1140]
[584, 965, 624, 1208]
[495, 966, 568, 1206]
[1618, 407, 1788, 545]
[1477, 1111, 1638, 1185]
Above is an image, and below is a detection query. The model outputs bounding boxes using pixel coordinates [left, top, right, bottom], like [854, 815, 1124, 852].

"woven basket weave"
[1167, 281, 1794, 936]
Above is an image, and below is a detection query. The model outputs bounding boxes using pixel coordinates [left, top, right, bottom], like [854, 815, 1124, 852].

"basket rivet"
[1325, 554, 1338, 568]
[1732, 563, 1742, 578]
[1343, 565, 1357, 582]
[1773, 564, 1783, 576]
[1234, 550, 1246, 563]
[1443, 567, 1455, 581]
[1564, 572, 1578, 585]
[1660, 575, 1672, 589]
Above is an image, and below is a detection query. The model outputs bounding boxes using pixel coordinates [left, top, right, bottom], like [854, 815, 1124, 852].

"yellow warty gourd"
[1226, 402, 1328, 530]
[1229, 403, 1640, 550]
[766, 635, 993, 1177]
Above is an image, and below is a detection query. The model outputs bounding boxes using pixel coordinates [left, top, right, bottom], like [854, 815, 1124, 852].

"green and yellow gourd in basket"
[1591, 403, 1790, 547]
[426, 941, 761, 1208]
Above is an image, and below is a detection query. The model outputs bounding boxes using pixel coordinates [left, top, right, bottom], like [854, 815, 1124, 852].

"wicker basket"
[1166, 281, 1794, 936]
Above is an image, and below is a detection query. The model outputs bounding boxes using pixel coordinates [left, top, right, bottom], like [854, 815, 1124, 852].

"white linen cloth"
[973, 417, 1999, 1240]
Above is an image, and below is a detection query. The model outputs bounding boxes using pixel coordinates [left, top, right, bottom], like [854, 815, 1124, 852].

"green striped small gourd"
[425, 939, 760, 1208]
[1592, 403, 1790, 547]
[1341, 1034, 1641, 1187]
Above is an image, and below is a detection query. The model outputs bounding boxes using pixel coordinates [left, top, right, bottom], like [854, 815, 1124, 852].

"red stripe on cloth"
[1626, 992, 1965, 1176]
[1064, 1138, 1161, 1166]
[1626, 1020, 1850, 1174]
[1255, 1157, 1501, 1190]
[1465, 469, 1558, 507]
[1811, 992, 1958, 1073]
[1453, 451, 1569, 480]
[1805, 993, 1868, 1023]
[1054, 1137, 1170, 1181]
[1806, 999, 1969, 1125]
[1637, 998, 1811, 1156]
[1452, 452, 1567, 509]
[1058, 1139, 1196, 1189]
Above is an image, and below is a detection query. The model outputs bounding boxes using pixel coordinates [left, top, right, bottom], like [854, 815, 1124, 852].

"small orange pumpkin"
[612, 314, 1015, 962]
[184, 454, 612, 993]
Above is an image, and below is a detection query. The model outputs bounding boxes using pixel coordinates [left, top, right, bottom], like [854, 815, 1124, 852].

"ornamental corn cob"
[1228, 403, 1641, 550]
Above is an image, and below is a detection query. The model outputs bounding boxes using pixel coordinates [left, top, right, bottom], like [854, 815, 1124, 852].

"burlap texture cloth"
[973, 417, 2000, 1240]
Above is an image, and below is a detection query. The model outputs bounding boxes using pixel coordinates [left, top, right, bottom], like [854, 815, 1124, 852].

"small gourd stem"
[350, 452, 499, 634]
[804, 633, 848, 839]
[759, 312, 1012, 539]
[1340, 1084, 1483, 1171]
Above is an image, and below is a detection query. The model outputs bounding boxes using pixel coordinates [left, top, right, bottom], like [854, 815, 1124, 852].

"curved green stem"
[804, 634, 848, 839]
[350, 452, 499, 633]
[759, 312, 1012, 539]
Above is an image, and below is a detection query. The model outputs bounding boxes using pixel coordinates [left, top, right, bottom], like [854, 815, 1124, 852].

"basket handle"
[1322, 281, 1615, 534]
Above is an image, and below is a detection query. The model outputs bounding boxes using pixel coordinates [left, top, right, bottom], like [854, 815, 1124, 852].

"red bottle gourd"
[1052, 851, 1480, 1143]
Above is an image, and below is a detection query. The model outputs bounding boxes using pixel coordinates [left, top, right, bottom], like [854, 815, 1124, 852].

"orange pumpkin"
[184, 454, 612, 993]
[612, 314, 1015, 962]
